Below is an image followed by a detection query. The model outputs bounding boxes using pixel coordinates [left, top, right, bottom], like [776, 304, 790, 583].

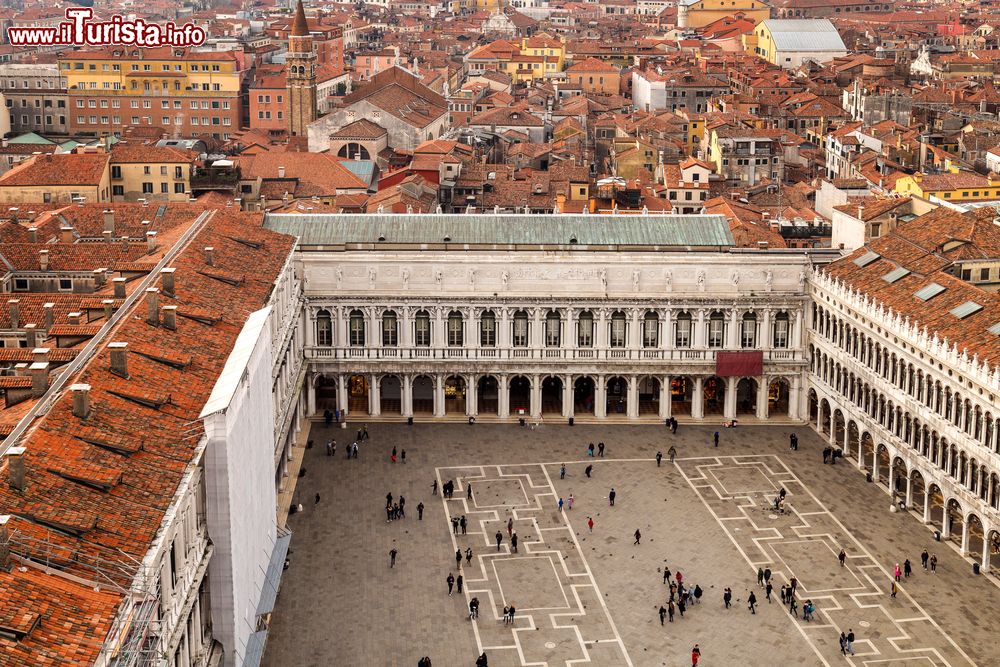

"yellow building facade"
[893, 172, 1000, 202]
[677, 0, 769, 29]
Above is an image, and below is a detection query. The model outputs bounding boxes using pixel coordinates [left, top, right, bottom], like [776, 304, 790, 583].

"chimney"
[102, 299, 113, 319]
[8, 300, 19, 329]
[103, 209, 115, 235]
[204, 247, 215, 266]
[27, 227, 37, 243]
[112, 277, 126, 299]
[28, 361, 48, 397]
[161, 267, 176, 297]
[108, 342, 128, 378]
[278, 166, 286, 178]
[162, 305, 177, 331]
[858, 205, 865, 219]
[31, 347, 49, 365]
[70, 383, 91, 419]
[0, 515, 10, 571]
[60, 226, 74, 244]
[146, 288, 159, 326]
[38, 249, 48, 271]
[23, 324, 37, 349]
[103, 230, 112, 244]
[6, 447, 25, 492]
[146, 231, 157, 253]
[42, 303, 54, 330]
[67, 312, 82, 325]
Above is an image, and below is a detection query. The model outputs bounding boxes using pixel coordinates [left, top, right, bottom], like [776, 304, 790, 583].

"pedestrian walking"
[432, 480, 438, 496]
[780, 584, 787, 604]
[904, 559, 912, 577]
[466, 547, 473, 565]
[757, 567, 764, 587]
[847, 629, 855, 655]
[386, 503, 393, 523]
[921, 549, 929, 570]
[587, 443, 594, 457]
[598, 442, 605, 457]
[789, 576, 798, 595]
[502, 606, 510, 625]
[399, 496, 406, 518]
[460, 515, 467, 534]
[391, 445, 397, 463]
[390, 547, 397, 568]
[839, 632, 847, 655]
[803, 600, 814, 621]
[694, 584, 703, 604]
[609, 488, 616, 506]
[511, 532, 518, 553]
[452, 517, 460, 534]
[723, 587, 732, 608]
[568, 494, 574, 510]
[469, 598, 479, 620]
[362, 424, 369, 440]
[890, 580, 897, 598]
[894, 563, 901, 582]
[507, 605, 516, 623]
[659, 605, 667, 625]
[560, 463, 566, 479]
[789, 597, 798, 617]
[417, 502, 424, 520]
[326, 440, 332, 456]
[456, 549, 463, 570]
[676, 571, 683, 586]
[467, 483, 473, 501]
[634, 529, 641, 545]
[691, 644, 701, 666]
[668, 446, 677, 463]
[668, 599, 675, 622]
[447, 573, 455, 595]
[587, 516, 594, 532]
[315, 493, 321, 504]
[324, 408, 333, 426]
[496, 530, 503, 551]
[748, 591, 757, 614]
[839, 548, 847, 567]
[671, 419, 678, 434]
[765, 581, 773, 603]
[585, 464, 593, 478]
[763, 567, 771, 584]
[678, 597, 686, 618]
[558, 497, 564, 512]
[714, 431, 719, 447]
[331, 441, 337, 458]
[507, 517, 513, 538]
[656, 451, 663, 467]
[401, 449, 406, 464]
[457, 574, 464, 594]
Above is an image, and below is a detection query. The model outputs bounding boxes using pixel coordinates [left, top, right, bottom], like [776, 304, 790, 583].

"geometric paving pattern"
[436, 463, 633, 667]
[675, 455, 977, 667]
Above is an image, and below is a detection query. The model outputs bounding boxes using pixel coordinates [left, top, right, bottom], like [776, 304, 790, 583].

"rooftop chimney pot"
[28, 361, 47, 398]
[92, 268, 107, 287]
[23, 324, 37, 349]
[70, 383, 91, 419]
[31, 348, 49, 364]
[67, 311, 82, 325]
[38, 249, 48, 272]
[60, 226, 74, 244]
[102, 230, 113, 244]
[112, 277, 126, 299]
[103, 209, 114, 235]
[204, 247, 215, 266]
[102, 299, 113, 320]
[161, 267, 176, 297]
[108, 342, 128, 378]
[0, 515, 11, 571]
[146, 231, 157, 253]
[8, 299, 20, 330]
[162, 305, 177, 331]
[27, 227, 37, 243]
[6, 447, 25, 492]
[146, 288, 159, 326]
[42, 303, 54, 330]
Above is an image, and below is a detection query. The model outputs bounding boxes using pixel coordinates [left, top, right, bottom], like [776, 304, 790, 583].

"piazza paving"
[263, 421, 999, 667]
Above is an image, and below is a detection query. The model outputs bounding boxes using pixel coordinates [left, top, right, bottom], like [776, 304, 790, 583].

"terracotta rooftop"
[0, 154, 109, 188]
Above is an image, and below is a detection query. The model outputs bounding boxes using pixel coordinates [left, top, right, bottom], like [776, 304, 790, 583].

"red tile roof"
[0, 154, 109, 188]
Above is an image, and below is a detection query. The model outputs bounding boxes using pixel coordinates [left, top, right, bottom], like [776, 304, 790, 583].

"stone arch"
[574, 376, 595, 415]
[444, 375, 467, 414]
[347, 373, 369, 414]
[703, 376, 726, 416]
[891, 456, 907, 497]
[876, 443, 891, 487]
[927, 483, 945, 530]
[736, 377, 758, 416]
[638, 376, 661, 416]
[768, 377, 791, 418]
[833, 409, 846, 448]
[846, 420, 860, 460]
[671, 376, 694, 416]
[509, 375, 531, 415]
[967, 513, 985, 560]
[909, 468, 926, 515]
[412, 375, 434, 414]
[819, 398, 831, 435]
[477, 375, 499, 416]
[606, 375, 628, 415]
[315, 373, 338, 411]
[541, 376, 563, 416]
[379, 374, 402, 415]
[808, 388, 819, 424]
[861, 432, 875, 473]
[946, 498, 965, 547]
[987, 529, 1000, 573]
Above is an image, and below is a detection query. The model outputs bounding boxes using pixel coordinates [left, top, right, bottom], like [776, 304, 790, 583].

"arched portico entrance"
[808, 389, 818, 424]
[833, 410, 846, 449]
[967, 514, 985, 560]
[509, 375, 530, 416]
[987, 530, 1000, 573]
[316, 374, 338, 412]
[671, 377, 693, 416]
[348, 374, 369, 414]
[861, 433, 875, 474]
[445, 376, 467, 415]
[876, 444, 891, 488]
[909, 469, 926, 514]
[638, 377, 660, 416]
[846, 421, 860, 460]
[478, 376, 499, 416]
[736, 378, 757, 416]
[768, 378, 790, 418]
[606, 376, 628, 415]
[703, 376, 725, 416]
[412, 375, 434, 414]
[380, 375, 402, 415]
[926, 484, 944, 530]
[891, 457, 907, 498]
[946, 498, 964, 546]
[541, 376, 563, 416]
[574, 377, 595, 415]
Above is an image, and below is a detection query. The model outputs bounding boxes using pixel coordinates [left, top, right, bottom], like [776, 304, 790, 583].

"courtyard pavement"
[262, 422, 1000, 667]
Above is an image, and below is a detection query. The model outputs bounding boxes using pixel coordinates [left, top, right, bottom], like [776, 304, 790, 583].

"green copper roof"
[262, 214, 735, 248]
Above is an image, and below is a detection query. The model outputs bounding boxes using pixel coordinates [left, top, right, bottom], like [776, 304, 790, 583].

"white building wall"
[830, 208, 865, 252]
[201, 307, 278, 667]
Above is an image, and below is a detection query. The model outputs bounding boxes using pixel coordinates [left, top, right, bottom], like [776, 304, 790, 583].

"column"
[532, 309, 543, 349]
[723, 378, 736, 420]
[435, 308, 445, 352]
[627, 375, 639, 418]
[662, 309, 672, 353]
[307, 373, 317, 416]
[562, 374, 573, 419]
[727, 309, 739, 349]
[499, 308, 510, 349]
[595, 375, 607, 418]
[960, 518, 970, 555]
[792, 310, 803, 350]
[336, 374, 348, 416]
[842, 422, 850, 456]
[499, 375, 510, 418]
[369, 373, 380, 417]
[942, 501, 951, 539]
[402, 375, 413, 417]
[467, 374, 478, 417]
[872, 449, 880, 484]
[692, 377, 704, 419]
[367, 308, 379, 349]
[828, 411, 836, 445]
[756, 378, 768, 419]
[695, 309, 707, 349]
[789, 375, 801, 420]
[659, 375, 671, 420]
[631, 309, 642, 350]
[905, 472, 914, 508]
[400, 307, 412, 348]
[983, 535, 991, 572]
[434, 374, 445, 417]
[596, 310, 608, 349]
[923, 489, 932, 524]
[761, 309, 772, 351]
[530, 374, 542, 418]
[886, 463, 894, 506]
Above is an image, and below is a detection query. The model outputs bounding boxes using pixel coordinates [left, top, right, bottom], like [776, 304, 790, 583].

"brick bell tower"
[286, 0, 317, 137]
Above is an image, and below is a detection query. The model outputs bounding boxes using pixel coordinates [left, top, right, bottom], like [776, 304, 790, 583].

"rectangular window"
[58, 278, 72, 291]
[545, 317, 560, 347]
[512, 317, 528, 347]
[349, 315, 365, 347]
[414, 316, 431, 346]
[480, 315, 495, 346]
[708, 318, 724, 348]
[111, 165, 122, 179]
[382, 316, 397, 346]
[675, 318, 691, 348]
[13, 278, 28, 290]
[610, 318, 626, 348]
[142, 182, 153, 193]
[447, 318, 463, 347]
[174, 183, 185, 194]
[642, 317, 657, 347]
[773, 318, 788, 348]
[740, 319, 756, 348]
[160, 182, 168, 193]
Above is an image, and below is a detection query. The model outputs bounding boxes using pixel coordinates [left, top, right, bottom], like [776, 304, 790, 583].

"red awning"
[716, 351, 763, 377]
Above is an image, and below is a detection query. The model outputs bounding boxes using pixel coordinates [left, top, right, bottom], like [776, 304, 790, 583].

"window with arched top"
[382, 310, 398, 347]
[610, 311, 627, 348]
[545, 311, 561, 347]
[480, 310, 496, 347]
[349, 309, 365, 347]
[675, 311, 691, 348]
[512, 310, 529, 347]
[447, 311, 464, 347]
[577, 310, 594, 347]
[741, 312, 757, 348]
[642, 311, 658, 348]
[316, 309, 332, 346]
[708, 310, 725, 348]
[414, 310, 431, 347]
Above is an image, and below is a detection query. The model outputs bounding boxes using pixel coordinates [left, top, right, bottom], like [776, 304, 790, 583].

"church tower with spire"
[286, 0, 317, 137]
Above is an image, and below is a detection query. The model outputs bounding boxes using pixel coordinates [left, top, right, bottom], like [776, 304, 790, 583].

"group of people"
[657, 569, 704, 624]
[385, 491, 406, 522]
[585, 442, 606, 457]
[435, 479, 463, 499]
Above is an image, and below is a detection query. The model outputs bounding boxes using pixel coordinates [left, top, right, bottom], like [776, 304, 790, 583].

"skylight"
[853, 250, 880, 267]
[950, 301, 983, 319]
[989, 322, 1000, 336]
[914, 283, 945, 301]
[882, 267, 910, 283]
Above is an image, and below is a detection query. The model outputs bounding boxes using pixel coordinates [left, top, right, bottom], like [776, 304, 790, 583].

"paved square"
[263, 423, 1000, 667]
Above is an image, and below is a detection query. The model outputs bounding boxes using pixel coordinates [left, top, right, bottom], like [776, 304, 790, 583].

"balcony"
[304, 346, 802, 363]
